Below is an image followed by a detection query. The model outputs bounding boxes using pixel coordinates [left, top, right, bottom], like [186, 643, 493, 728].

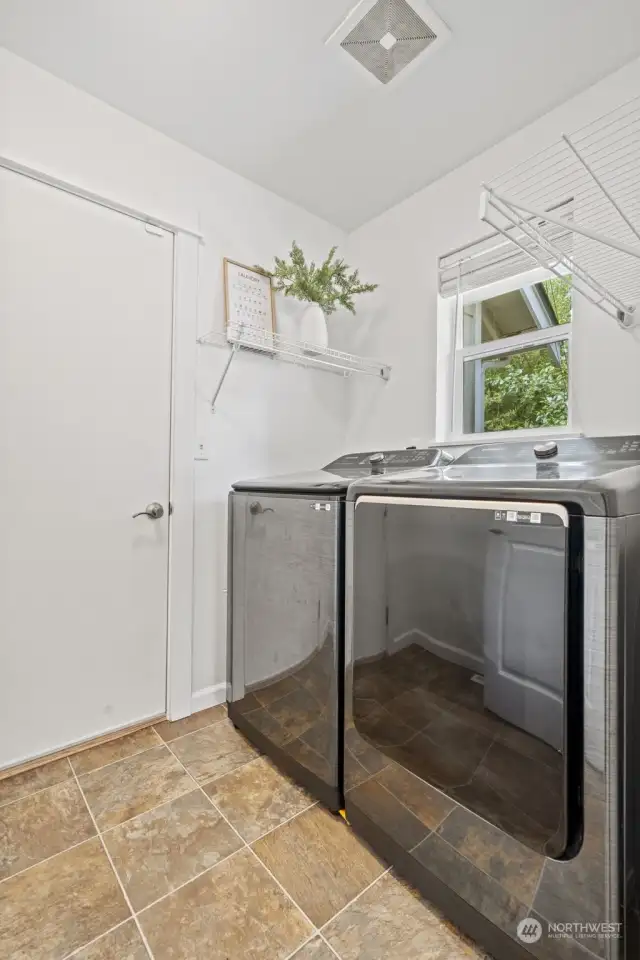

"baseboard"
[388, 628, 421, 654]
[191, 682, 227, 713]
[0, 713, 165, 781]
[391, 628, 483, 673]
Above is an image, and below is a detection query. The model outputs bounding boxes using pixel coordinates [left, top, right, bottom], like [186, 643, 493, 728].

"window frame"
[435, 265, 576, 443]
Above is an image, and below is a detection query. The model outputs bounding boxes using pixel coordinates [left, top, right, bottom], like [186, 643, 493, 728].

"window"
[437, 270, 572, 439]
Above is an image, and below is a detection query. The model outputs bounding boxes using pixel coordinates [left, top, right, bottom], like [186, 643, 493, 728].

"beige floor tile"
[0, 780, 95, 880]
[204, 756, 312, 842]
[139, 847, 312, 960]
[72, 919, 148, 960]
[0, 837, 130, 960]
[252, 804, 384, 927]
[103, 789, 243, 910]
[170, 719, 258, 784]
[154, 704, 227, 743]
[79, 745, 193, 830]
[323, 872, 481, 960]
[0, 757, 73, 807]
[290, 937, 337, 960]
[70, 728, 162, 776]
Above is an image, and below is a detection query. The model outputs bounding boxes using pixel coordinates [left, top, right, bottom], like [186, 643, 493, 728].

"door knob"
[132, 502, 164, 520]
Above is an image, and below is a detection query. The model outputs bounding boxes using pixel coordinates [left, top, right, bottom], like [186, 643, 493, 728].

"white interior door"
[0, 168, 174, 769]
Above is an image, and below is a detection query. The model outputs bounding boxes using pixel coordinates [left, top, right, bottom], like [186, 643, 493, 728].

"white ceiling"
[2, 0, 640, 230]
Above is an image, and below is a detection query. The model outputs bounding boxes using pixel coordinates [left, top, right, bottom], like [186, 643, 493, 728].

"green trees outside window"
[483, 277, 571, 432]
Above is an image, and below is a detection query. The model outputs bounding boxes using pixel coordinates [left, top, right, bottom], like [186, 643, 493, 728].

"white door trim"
[167, 231, 198, 720]
[2, 155, 199, 724]
[0, 154, 204, 240]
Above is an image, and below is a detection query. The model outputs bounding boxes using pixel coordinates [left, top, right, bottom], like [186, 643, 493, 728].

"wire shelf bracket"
[479, 95, 640, 329]
[197, 321, 391, 412]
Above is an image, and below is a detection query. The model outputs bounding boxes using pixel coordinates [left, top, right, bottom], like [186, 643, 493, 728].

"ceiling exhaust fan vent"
[338, 0, 442, 84]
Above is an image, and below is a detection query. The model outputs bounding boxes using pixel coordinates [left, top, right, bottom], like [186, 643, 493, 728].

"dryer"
[344, 435, 640, 960]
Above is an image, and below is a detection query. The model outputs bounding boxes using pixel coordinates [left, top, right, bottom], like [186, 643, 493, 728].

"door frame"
[1, 153, 201, 723]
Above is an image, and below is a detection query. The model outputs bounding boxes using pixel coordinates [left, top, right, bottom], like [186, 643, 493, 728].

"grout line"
[318, 867, 391, 933]
[317, 931, 343, 959]
[199, 753, 264, 786]
[248, 799, 318, 844]
[161, 737, 326, 942]
[98, 782, 198, 838]
[169, 731, 375, 947]
[70, 767, 156, 960]
[136, 846, 246, 915]
[0, 760, 76, 811]
[70, 723, 369, 959]
[281, 932, 318, 960]
[372, 778, 440, 840]
[247, 845, 319, 934]
[159, 741, 249, 849]
[344, 762, 389, 793]
[0, 834, 97, 887]
[156, 714, 228, 746]
[61, 917, 133, 960]
[528, 850, 547, 910]
[71, 733, 165, 780]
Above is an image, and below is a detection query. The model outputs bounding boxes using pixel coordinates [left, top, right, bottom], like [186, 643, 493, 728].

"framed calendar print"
[223, 259, 275, 344]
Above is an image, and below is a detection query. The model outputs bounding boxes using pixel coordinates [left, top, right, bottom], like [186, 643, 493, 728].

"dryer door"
[346, 495, 578, 861]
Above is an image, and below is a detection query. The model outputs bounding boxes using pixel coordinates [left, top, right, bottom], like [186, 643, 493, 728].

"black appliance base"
[228, 704, 342, 812]
[346, 801, 533, 960]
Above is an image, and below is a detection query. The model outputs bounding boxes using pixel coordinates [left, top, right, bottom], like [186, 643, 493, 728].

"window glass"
[463, 277, 572, 347]
[463, 341, 569, 434]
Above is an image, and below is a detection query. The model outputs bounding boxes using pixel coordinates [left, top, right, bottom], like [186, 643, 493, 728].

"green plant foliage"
[262, 242, 378, 316]
[483, 277, 571, 432]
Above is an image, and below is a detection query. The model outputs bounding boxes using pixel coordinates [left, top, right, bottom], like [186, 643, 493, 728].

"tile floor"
[0, 705, 484, 960]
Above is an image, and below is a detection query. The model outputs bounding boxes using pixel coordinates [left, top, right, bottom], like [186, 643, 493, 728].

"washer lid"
[231, 448, 448, 494]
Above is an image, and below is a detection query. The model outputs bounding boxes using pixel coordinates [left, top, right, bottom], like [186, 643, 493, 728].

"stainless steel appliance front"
[345, 495, 626, 960]
[228, 491, 343, 808]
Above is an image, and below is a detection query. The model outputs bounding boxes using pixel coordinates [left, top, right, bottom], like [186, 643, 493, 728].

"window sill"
[443, 426, 582, 445]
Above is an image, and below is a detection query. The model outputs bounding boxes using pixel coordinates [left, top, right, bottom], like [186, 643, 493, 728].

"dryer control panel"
[455, 435, 640, 466]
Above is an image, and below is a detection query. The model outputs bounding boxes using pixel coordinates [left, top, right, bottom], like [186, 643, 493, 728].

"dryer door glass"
[348, 496, 577, 859]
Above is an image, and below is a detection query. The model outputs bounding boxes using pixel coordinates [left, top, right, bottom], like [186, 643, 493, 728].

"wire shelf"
[479, 95, 640, 326]
[198, 322, 391, 411]
[438, 201, 574, 298]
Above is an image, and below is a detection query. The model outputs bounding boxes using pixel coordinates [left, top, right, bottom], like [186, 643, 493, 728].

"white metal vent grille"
[340, 0, 437, 84]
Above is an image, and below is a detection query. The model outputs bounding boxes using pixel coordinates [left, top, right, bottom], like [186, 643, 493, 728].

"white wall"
[5, 41, 640, 729]
[0, 48, 352, 711]
[345, 54, 640, 449]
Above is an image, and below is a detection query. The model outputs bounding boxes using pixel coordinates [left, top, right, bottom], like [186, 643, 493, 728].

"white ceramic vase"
[299, 302, 328, 352]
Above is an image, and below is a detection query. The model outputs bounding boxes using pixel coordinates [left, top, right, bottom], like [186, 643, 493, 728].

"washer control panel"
[324, 448, 445, 474]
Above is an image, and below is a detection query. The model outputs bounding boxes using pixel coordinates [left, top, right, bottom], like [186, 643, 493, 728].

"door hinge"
[385, 605, 389, 626]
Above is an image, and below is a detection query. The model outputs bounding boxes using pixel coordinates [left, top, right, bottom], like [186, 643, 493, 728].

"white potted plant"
[262, 242, 378, 351]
